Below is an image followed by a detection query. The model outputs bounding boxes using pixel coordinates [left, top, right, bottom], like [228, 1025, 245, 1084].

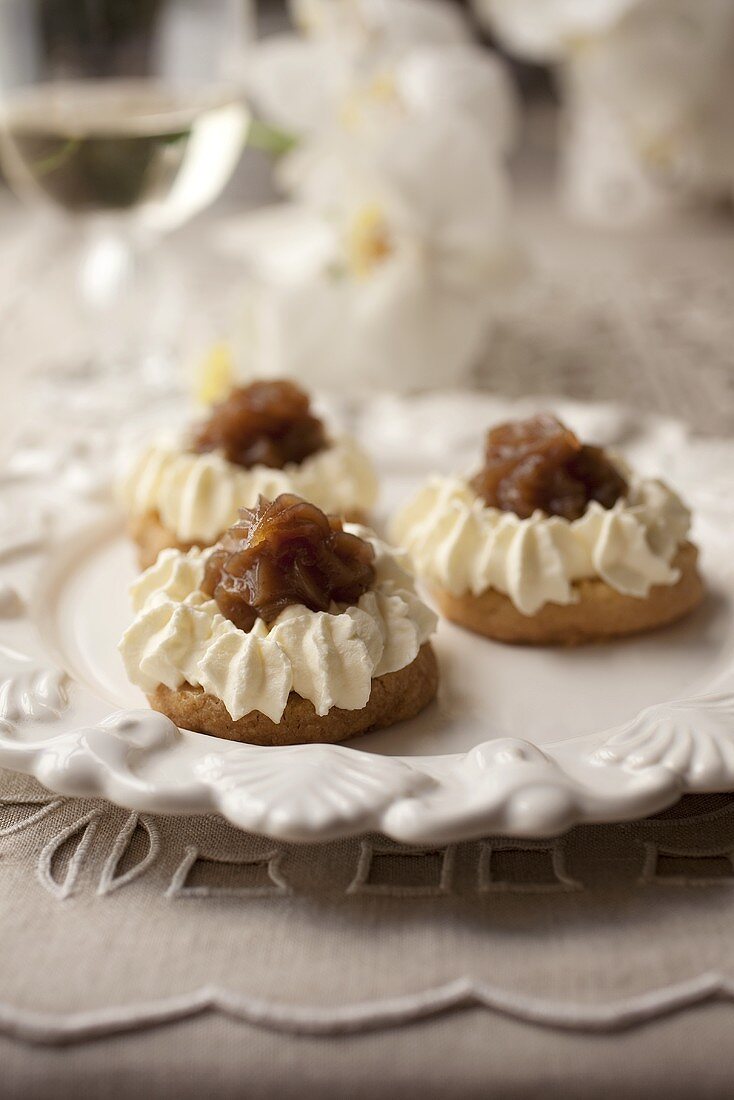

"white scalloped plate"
[2, 393, 734, 842]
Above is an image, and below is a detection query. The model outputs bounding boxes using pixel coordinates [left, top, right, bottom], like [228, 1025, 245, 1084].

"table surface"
[1, 152, 734, 1099]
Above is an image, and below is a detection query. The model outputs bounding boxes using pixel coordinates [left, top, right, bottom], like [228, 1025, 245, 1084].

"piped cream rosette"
[391, 469, 691, 617]
[121, 434, 379, 545]
[119, 526, 436, 723]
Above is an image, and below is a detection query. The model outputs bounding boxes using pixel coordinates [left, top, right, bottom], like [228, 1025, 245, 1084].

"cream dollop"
[120, 435, 379, 544]
[119, 527, 436, 722]
[390, 474, 691, 616]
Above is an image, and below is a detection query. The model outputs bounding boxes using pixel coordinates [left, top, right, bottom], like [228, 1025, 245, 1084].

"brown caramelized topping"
[470, 413, 627, 521]
[202, 494, 376, 631]
[192, 379, 327, 469]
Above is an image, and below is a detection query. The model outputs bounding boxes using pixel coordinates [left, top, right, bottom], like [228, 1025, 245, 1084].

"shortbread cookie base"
[148, 643, 438, 745]
[430, 542, 703, 646]
[130, 507, 370, 571]
[129, 512, 200, 571]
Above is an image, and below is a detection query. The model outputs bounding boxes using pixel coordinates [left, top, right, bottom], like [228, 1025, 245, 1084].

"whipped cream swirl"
[390, 473, 691, 616]
[119, 527, 436, 723]
[120, 435, 379, 543]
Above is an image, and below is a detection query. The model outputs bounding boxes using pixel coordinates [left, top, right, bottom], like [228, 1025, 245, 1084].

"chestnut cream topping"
[192, 380, 327, 470]
[201, 494, 376, 631]
[470, 413, 627, 521]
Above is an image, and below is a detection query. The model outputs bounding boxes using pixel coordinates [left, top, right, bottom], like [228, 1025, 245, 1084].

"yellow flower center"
[636, 126, 682, 170]
[294, 0, 324, 35]
[339, 71, 398, 131]
[344, 203, 393, 279]
[565, 33, 599, 55]
[195, 342, 235, 406]
[295, 0, 365, 38]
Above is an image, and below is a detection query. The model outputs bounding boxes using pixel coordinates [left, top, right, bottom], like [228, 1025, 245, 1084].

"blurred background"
[0, 0, 731, 439]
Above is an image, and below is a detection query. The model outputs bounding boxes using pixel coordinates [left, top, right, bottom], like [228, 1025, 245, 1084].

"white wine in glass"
[0, 0, 253, 387]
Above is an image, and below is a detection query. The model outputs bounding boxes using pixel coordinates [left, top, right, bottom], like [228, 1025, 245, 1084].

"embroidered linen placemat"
[3, 768, 734, 1098]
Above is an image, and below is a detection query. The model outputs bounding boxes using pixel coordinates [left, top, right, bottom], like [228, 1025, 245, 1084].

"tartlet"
[391, 413, 704, 645]
[119, 494, 438, 744]
[121, 379, 378, 570]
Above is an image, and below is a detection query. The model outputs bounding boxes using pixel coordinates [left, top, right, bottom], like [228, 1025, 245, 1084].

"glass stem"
[76, 219, 180, 388]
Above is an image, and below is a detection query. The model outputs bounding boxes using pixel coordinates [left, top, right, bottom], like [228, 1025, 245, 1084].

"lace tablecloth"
[1, 177, 733, 1098]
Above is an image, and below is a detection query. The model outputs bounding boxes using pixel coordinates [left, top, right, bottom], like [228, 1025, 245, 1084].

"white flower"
[475, 0, 642, 60]
[248, 33, 516, 159]
[570, 0, 734, 194]
[245, 35, 354, 139]
[235, 116, 517, 391]
[392, 44, 517, 156]
[238, 0, 519, 386]
[291, 0, 469, 54]
[479, 0, 734, 220]
[249, 0, 469, 138]
[249, 37, 517, 211]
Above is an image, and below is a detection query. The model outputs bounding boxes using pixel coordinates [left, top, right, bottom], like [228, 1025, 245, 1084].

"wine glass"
[0, 0, 253, 399]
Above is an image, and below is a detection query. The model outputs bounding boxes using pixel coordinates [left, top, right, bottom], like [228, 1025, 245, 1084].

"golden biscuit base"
[148, 642, 438, 745]
[430, 542, 704, 646]
[129, 507, 370, 571]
